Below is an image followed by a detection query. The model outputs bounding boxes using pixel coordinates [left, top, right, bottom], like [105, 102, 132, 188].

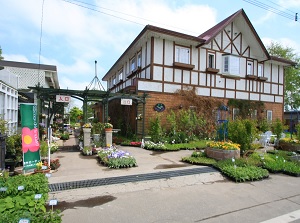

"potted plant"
[104, 123, 113, 131]
[205, 141, 241, 160]
[34, 161, 51, 173]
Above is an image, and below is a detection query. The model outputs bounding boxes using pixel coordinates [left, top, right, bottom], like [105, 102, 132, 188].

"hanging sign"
[20, 104, 41, 171]
[121, 99, 132, 105]
[56, 95, 71, 103]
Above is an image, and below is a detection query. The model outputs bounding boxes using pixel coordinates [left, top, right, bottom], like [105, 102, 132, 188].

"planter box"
[205, 147, 240, 161]
[278, 141, 300, 152]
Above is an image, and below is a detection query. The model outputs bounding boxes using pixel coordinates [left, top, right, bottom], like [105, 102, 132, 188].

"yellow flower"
[36, 161, 43, 170]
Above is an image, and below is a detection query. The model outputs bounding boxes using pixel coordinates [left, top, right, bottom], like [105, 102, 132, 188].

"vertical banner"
[20, 104, 40, 171]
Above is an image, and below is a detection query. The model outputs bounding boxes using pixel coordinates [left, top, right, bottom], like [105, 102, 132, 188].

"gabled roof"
[198, 9, 270, 60]
[102, 25, 204, 81]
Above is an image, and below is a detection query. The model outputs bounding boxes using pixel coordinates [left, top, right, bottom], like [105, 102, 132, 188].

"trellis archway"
[29, 85, 148, 137]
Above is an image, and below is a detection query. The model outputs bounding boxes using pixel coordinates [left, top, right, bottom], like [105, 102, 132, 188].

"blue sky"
[0, 0, 299, 101]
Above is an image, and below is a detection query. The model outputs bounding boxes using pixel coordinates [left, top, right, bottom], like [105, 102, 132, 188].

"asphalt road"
[51, 173, 300, 223]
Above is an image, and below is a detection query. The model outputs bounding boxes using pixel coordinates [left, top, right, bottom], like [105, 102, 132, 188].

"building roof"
[103, 9, 296, 81]
[198, 9, 270, 60]
[0, 60, 57, 71]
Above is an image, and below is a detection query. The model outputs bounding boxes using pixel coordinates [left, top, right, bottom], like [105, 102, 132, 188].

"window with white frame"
[208, 54, 215, 68]
[175, 45, 190, 64]
[130, 57, 136, 72]
[233, 108, 239, 120]
[222, 54, 240, 75]
[267, 110, 272, 122]
[258, 63, 263, 77]
[112, 76, 116, 85]
[137, 52, 141, 67]
[247, 61, 253, 75]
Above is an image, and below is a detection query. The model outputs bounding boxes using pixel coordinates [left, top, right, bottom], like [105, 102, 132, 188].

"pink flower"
[22, 127, 40, 153]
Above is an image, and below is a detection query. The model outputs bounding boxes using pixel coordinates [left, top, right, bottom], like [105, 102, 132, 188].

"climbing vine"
[227, 99, 264, 119]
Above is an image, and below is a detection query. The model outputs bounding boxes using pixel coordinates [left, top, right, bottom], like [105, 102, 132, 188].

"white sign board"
[121, 99, 132, 105]
[56, 95, 71, 103]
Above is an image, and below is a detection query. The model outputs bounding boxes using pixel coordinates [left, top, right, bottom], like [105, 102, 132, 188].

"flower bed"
[98, 147, 137, 168]
[278, 138, 300, 152]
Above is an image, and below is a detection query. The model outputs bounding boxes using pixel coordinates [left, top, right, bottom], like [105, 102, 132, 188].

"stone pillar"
[105, 129, 113, 147]
[83, 128, 91, 147]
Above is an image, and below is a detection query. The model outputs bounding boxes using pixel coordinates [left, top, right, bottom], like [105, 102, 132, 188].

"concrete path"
[49, 135, 219, 184]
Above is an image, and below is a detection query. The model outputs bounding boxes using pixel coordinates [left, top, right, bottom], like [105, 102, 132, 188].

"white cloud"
[2, 54, 30, 63]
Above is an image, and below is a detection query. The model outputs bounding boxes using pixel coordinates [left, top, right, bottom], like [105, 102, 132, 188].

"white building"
[0, 60, 59, 133]
[0, 67, 18, 134]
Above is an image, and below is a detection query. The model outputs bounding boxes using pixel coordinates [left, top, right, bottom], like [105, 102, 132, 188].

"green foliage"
[220, 165, 269, 182]
[40, 140, 48, 157]
[295, 123, 300, 140]
[148, 115, 164, 143]
[69, 107, 83, 124]
[258, 118, 270, 133]
[213, 157, 269, 182]
[272, 118, 284, 141]
[228, 119, 257, 153]
[106, 157, 137, 169]
[227, 99, 264, 119]
[267, 42, 300, 110]
[92, 122, 104, 134]
[182, 151, 217, 165]
[0, 172, 62, 222]
[0, 46, 3, 60]
[60, 133, 69, 140]
[0, 116, 8, 133]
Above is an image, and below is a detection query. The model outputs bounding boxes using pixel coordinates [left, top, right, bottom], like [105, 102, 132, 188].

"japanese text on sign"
[121, 99, 132, 105]
[56, 95, 71, 103]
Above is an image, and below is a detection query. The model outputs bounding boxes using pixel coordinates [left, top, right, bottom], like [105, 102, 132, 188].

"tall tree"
[69, 106, 83, 124]
[0, 46, 3, 60]
[267, 42, 300, 110]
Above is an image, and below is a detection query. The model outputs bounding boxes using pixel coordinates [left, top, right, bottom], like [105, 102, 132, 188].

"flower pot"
[278, 141, 300, 152]
[205, 147, 240, 161]
[105, 128, 113, 132]
[34, 168, 51, 174]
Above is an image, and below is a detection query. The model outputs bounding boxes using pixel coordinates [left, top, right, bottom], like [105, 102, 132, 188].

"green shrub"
[228, 119, 257, 153]
[60, 133, 69, 140]
[148, 115, 164, 143]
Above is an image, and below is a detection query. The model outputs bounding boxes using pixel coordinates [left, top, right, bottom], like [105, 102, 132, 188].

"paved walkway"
[49, 135, 218, 184]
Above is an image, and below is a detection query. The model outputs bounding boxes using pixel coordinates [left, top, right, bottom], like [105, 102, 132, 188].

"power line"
[61, 0, 200, 35]
[243, 0, 299, 22]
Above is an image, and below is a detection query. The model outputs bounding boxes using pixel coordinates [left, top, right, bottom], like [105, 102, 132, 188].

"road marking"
[260, 209, 300, 223]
